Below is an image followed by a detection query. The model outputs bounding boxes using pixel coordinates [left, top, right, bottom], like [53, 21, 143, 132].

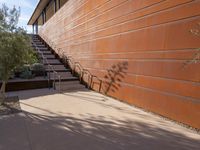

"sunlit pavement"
[0, 88, 200, 150]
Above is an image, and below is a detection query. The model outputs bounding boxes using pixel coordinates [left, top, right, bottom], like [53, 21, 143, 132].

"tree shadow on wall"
[104, 61, 128, 95]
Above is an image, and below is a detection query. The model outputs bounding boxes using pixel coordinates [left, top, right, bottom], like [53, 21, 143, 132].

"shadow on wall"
[104, 61, 128, 95]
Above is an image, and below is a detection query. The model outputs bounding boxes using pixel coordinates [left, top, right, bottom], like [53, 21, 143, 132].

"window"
[46, 0, 54, 21]
[60, 0, 68, 8]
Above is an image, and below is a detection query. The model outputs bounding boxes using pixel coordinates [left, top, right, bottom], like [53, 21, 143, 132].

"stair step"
[45, 65, 70, 72]
[40, 51, 52, 54]
[55, 81, 86, 91]
[33, 42, 40, 44]
[44, 59, 61, 65]
[48, 72, 74, 79]
[38, 53, 54, 57]
[34, 48, 49, 52]
[52, 76, 78, 82]
[39, 55, 55, 59]
[32, 40, 40, 42]
[35, 45, 46, 48]
[33, 44, 45, 47]
[33, 41, 43, 43]
[38, 47, 48, 50]
[56, 80, 80, 85]
[46, 68, 71, 72]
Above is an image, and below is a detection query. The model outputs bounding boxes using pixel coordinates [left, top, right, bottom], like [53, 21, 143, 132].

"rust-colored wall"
[39, 0, 200, 129]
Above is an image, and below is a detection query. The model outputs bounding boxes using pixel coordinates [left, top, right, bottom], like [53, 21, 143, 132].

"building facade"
[28, 0, 200, 129]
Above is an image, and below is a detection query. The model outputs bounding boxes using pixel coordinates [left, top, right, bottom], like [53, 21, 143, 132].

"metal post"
[54, 0, 57, 13]
[35, 21, 38, 34]
[87, 74, 91, 89]
[48, 66, 51, 89]
[44, 8, 46, 22]
[90, 76, 93, 89]
[42, 11, 45, 24]
[32, 24, 34, 34]
[99, 80, 102, 92]
[53, 72, 55, 90]
[59, 75, 61, 93]
[58, 0, 60, 9]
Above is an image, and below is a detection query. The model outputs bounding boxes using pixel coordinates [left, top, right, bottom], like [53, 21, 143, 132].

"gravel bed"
[0, 96, 21, 116]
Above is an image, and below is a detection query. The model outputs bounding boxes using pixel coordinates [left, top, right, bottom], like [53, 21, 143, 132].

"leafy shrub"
[31, 63, 45, 71]
[19, 70, 34, 79]
[9, 72, 15, 79]
[14, 65, 30, 77]
[30, 63, 46, 76]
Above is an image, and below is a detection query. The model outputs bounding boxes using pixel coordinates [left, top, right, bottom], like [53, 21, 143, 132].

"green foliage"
[30, 63, 46, 77]
[16, 65, 33, 79]
[14, 65, 30, 74]
[0, 4, 37, 82]
[31, 63, 45, 72]
[19, 69, 34, 79]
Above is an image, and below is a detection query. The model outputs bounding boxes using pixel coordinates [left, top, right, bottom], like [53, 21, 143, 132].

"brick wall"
[39, 0, 200, 129]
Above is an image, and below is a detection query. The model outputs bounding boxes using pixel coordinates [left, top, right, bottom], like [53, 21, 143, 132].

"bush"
[31, 63, 45, 71]
[9, 72, 15, 79]
[19, 70, 34, 79]
[14, 65, 30, 77]
[30, 63, 46, 76]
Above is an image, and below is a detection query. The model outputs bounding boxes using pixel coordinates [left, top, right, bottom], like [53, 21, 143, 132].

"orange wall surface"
[39, 0, 200, 129]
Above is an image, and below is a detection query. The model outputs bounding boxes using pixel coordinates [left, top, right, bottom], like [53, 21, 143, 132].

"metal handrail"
[39, 33, 105, 93]
[32, 40, 61, 92]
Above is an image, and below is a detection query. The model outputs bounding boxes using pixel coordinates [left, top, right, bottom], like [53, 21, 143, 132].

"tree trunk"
[0, 81, 6, 105]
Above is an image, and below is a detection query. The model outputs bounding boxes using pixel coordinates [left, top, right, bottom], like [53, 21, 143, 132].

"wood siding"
[39, 0, 200, 129]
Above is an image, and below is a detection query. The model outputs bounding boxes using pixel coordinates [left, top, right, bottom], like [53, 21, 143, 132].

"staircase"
[31, 35, 86, 92]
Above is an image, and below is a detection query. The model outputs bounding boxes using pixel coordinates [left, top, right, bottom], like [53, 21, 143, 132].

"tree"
[0, 5, 37, 105]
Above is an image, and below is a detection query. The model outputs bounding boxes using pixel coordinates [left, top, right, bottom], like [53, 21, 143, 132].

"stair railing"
[62, 53, 104, 93]
[32, 40, 61, 92]
[39, 33, 105, 93]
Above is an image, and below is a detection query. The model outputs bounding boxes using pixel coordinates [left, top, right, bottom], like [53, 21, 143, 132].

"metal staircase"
[31, 35, 86, 92]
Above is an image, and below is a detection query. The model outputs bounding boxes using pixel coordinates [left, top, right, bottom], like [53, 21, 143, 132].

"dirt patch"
[0, 96, 21, 115]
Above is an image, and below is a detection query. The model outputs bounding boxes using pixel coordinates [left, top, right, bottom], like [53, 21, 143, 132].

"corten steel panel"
[38, 0, 200, 129]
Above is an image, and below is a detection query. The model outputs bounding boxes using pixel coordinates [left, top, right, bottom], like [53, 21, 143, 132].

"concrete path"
[0, 88, 200, 150]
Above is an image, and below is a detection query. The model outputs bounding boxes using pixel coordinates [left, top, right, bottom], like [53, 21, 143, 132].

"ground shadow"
[1, 88, 200, 150]
[1, 108, 199, 150]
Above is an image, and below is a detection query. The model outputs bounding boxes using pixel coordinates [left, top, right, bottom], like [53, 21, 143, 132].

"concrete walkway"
[0, 88, 200, 150]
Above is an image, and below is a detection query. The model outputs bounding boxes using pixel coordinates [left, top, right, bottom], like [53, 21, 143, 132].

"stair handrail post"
[58, 75, 61, 93]
[99, 80, 102, 93]
[82, 70, 88, 88]
[48, 65, 51, 89]
[89, 74, 92, 89]
[53, 71, 55, 90]
[80, 69, 83, 83]
[90, 75, 94, 89]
